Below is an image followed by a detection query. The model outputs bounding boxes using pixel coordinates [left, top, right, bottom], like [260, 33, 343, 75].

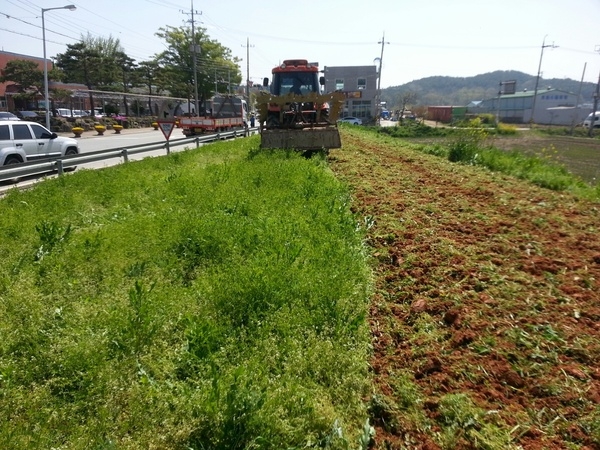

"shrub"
[447, 128, 488, 164]
[497, 123, 517, 134]
[467, 117, 483, 128]
[378, 122, 451, 138]
[478, 113, 496, 125]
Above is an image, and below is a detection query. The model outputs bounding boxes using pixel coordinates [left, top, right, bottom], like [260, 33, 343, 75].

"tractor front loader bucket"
[260, 127, 341, 151]
[257, 91, 345, 151]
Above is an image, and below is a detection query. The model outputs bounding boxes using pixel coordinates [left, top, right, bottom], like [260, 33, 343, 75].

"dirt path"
[329, 129, 600, 450]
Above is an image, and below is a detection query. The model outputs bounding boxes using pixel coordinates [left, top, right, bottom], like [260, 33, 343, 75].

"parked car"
[56, 108, 72, 117]
[0, 112, 19, 121]
[16, 111, 43, 122]
[337, 116, 363, 125]
[401, 111, 417, 120]
[91, 108, 106, 118]
[583, 111, 600, 128]
[0, 120, 79, 169]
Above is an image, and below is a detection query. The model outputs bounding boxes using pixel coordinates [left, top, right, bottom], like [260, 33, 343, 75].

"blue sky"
[2, 0, 599, 88]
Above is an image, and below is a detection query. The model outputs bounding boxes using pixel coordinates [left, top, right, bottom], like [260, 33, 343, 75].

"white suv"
[0, 120, 79, 167]
[583, 112, 600, 129]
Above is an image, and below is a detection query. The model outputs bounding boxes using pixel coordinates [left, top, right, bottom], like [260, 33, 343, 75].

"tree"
[0, 60, 43, 109]
[49, 88, 75, 114]
[155, 25, 242, 103]
[138, 60, 165, 115]
[55, 34, 127, 110]
[394, 91, 417, 122]
[78, 33, 126, 90]
[115, 51, 138, 116]
[55, 42, 101, 110]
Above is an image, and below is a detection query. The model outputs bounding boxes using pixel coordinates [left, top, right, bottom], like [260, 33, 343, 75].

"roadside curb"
[57, 127, 157, 139]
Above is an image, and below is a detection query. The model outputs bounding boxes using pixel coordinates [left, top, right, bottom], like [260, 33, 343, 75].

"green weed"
[437, 393, 516, 449]
[448, 129, 489, 164]
[0, 138, 371, 448]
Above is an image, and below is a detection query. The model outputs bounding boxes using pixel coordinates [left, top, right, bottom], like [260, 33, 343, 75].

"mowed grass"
[0, 136, 372, 449]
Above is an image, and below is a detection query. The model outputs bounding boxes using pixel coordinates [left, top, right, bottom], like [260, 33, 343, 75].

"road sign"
[157, 120, 176, 140]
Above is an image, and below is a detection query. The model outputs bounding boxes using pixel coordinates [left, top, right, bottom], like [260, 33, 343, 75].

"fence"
[0, 128, 256, 185]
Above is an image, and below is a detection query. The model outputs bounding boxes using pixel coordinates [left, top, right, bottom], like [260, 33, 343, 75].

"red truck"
[179, 95, 248, 136]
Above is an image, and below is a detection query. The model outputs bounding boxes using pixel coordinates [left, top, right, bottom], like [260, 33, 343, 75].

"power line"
[0, 10, 79, 41]
[0, 27, 65, 46]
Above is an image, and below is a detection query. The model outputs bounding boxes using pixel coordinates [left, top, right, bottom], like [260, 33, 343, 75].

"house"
[322, 65, 379, 120]
[0, 51, 46, 111]
[1, 50, 90, 112]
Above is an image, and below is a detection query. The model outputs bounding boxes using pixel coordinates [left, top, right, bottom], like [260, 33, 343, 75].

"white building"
[477, 87, 588, 125]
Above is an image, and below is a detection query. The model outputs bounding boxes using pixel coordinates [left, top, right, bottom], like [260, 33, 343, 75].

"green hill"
[382, 70, 597, 108]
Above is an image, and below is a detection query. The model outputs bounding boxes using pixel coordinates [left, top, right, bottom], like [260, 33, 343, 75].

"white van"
[583, 111, 600, 128]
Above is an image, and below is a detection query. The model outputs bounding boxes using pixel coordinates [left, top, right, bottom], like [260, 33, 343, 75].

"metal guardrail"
[0, 128, 257, 183]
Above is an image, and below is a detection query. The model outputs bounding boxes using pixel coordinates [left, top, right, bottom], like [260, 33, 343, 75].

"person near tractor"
[289, 78, 303, 95]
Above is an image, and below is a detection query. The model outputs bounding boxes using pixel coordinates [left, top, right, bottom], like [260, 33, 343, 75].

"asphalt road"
[66, 126, 181, 154]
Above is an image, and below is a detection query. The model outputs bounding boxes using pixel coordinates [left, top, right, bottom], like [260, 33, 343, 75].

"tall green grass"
[372, 125, 600, 200]
[445, 130, 598, 196]
[0, 137, 372, 449]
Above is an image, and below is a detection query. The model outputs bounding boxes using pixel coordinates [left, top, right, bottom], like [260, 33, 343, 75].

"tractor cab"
[269, 71, 322, 96]
[262, 59, 325, 96]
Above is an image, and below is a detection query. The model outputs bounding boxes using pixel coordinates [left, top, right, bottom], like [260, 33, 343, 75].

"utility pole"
[242, 37, 254, 99]
[495, 82, 502, 125]
[530, 35, 558, 124]
[590, 45, 600, 138]
[589, 68, 600, 138]
[376, 32, 389, 125]
[182, 1, 201, 115]
[571, 62, 586, 135]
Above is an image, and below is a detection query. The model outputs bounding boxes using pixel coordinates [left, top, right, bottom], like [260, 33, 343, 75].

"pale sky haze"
[1, 0, 599, 89]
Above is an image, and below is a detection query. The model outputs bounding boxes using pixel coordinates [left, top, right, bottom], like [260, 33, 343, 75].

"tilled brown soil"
[329, 129, 600, 450]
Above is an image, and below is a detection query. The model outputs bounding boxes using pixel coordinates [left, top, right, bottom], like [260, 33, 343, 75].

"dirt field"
[490, 132, 600, 185]
[329, 129, 600, 449]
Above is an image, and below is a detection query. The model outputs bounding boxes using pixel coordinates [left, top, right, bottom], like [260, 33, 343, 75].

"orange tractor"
[257, 59, 344, 153]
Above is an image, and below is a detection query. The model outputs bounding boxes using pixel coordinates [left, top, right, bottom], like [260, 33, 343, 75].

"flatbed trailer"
[179, 116, 247, 136]
[179, 95, 248, 136]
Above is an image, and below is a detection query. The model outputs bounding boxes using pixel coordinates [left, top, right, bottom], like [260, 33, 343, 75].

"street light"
[42, 4, 76, 130]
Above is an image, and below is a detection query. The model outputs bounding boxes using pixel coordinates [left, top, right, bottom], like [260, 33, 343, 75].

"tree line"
[0, 25, 242, 115]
